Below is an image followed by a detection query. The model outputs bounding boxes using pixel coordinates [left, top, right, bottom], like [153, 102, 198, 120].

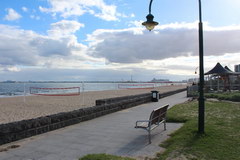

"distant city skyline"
[0, 0, 240, 81]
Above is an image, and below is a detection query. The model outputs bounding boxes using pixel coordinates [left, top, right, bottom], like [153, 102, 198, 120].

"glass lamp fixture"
[142, 13, 159, 31]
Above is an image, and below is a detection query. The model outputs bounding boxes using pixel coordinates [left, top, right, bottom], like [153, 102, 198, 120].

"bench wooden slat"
[135, 104, 169, 144]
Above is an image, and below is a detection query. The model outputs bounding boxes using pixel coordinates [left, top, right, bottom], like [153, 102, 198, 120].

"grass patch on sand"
[156, 100, 240, 160]
[79, 153, 134, 160]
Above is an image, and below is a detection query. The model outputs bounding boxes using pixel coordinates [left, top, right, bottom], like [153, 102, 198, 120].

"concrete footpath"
[0, 91, 188, 160]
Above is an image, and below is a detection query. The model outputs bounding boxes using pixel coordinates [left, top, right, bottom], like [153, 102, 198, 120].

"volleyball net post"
[81, 82, 85, 106]
[23, 83, 26, 103]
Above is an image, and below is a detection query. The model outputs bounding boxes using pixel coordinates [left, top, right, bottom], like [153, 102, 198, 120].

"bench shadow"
[113, 129, 166, 156]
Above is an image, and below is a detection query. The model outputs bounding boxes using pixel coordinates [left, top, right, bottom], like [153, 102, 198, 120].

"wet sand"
[0, 85, 186, 124]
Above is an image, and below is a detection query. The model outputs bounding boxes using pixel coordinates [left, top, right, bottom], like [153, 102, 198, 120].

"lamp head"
[142, 14, 159, 31]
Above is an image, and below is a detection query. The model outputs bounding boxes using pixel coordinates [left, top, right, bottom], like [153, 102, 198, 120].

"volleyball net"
[30, 87, 80, 96]
[118, 83, 155, 89]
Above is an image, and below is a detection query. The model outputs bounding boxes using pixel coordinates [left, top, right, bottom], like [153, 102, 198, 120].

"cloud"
[87, 23, 240, 63]
[30, 37, 72, 57]
[3, 66, 21, 72]
[39, 0, 120, 21]
[4, 8, 22, 21]
[22, 7, 28, 12]
[30, 15, 40, 20]
[0, 25, 39, 66]
[0, 67, 188, 81]
[1, 21, 240, 81]
[0, 22, 88, 67]
[48, 20, 84, 38]
[88, 26, 197, 63]
[204, 30, 240, 55]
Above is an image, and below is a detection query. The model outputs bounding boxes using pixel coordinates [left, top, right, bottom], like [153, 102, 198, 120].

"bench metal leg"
[148, 130, 151, 144]
[164, 120, 166, 130]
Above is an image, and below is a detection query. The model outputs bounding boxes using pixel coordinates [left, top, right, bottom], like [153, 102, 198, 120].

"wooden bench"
[135, 104, 169, 144]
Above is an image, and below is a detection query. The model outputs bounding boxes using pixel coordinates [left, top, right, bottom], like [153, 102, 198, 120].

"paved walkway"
[0, 91, 188, 160]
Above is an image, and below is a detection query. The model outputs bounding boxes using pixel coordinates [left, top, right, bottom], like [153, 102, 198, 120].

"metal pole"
[144, 0, 205, 133]
[23, 82, 26, 103]
[82, 81, 85, 106]
[198, 0, 205, 133]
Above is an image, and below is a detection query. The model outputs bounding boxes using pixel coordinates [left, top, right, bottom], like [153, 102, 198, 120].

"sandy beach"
[0, 85, 186, 124]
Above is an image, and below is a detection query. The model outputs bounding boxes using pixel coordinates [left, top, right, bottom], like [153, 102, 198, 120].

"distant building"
[151, 78, 169, 82]
[234, 64, 240, 72]
[2, 80, 16, 83]
[188, 78, 199, 83]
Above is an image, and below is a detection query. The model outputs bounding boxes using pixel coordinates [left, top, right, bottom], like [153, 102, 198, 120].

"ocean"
[0, 82, 184, 97]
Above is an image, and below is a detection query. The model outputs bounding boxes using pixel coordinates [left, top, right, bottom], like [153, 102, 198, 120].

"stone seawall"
[0, 88, 186, 145]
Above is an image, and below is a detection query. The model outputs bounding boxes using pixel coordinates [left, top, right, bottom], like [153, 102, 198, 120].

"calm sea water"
[0, 82, 183, 97]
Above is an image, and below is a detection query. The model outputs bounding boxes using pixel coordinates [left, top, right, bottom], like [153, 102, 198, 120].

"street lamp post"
[142, 0, 205, 133]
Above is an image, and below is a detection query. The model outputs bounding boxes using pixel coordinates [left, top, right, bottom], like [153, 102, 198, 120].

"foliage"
[205, 91, 240, 102]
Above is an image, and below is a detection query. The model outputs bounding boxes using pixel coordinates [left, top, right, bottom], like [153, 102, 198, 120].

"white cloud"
[128, 20, 143, 27]
[4, 66, 21, 72]
[0, 23, 89, 69]
[87, 22, 240, 64]
[0, 25, 38, 66]
[30, 37, 72, 57]
[39, 0, 120, 21]
[130, 13, 135, 18]
[1, 21, 240, 81]
[48, 20, 84, 38]
[30, 15, 40, 20]
[22, 7, 28, 12]
[4, 8, 22, 21]
[0, 67, 188, 81]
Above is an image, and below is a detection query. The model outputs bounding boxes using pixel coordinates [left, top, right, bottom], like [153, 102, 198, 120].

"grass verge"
[205, 91, 240, 102]
[79, 153, 134, 160]
[156, 100, 240, 160]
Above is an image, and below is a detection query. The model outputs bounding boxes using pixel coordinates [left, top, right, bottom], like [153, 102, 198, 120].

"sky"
[0, 0, 240, 82]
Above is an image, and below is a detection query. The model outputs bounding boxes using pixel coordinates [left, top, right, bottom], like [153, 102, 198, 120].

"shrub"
[205, 92, 240, 102]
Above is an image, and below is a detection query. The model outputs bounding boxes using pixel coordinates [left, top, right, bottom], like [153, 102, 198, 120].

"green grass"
[205, 91, 240, 102]
[79, 153, 134, 160]
[156, 100, 240, 160]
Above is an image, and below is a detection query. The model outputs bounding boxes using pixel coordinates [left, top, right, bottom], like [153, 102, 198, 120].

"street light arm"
[149, 0, 153, 14]
[149, 0, 202, 20]
[142, 0, 158, 31]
